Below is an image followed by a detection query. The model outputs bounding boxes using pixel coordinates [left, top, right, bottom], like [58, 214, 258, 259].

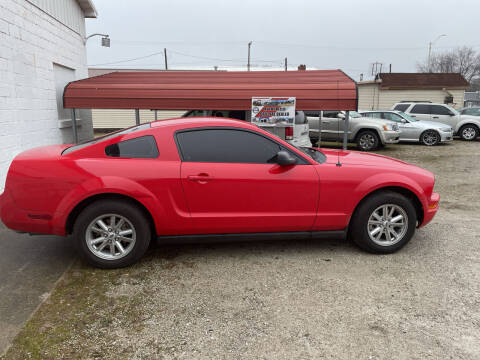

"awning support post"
[154, 110, 158, 121]
[318, 114, 322, 147]
[71, 108, 78, 144]
[135, 109, 140, 125]
[343, 111, 349, 150]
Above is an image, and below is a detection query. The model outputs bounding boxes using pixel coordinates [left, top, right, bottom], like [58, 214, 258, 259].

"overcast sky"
[86, 0, 479, 80]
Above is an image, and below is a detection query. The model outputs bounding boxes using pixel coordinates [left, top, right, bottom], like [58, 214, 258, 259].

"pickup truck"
[306, 111, 400, 151]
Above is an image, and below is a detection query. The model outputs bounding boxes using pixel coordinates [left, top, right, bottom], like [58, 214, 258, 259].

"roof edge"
[76, 0, 97, 18]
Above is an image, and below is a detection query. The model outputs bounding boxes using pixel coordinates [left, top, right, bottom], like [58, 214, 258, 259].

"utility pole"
[389, 63, 392, 73]
[164, 48, 168, 70]
[247, 41, 252, 71]
[428, 34, 446, 72]
[284, 57, 287, 71]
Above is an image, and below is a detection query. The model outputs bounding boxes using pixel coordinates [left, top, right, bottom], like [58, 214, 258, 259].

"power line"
[89, 51, 164, 66]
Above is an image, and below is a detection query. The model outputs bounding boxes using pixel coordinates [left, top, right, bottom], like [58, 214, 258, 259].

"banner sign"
[251, 97, 296, 126]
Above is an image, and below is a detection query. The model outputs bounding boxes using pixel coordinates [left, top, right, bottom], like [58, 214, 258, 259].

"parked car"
[360, 110, 453, 146]
[183, 110, 311, 148]
[306, 110, 400, 151]
[0, 118, 439, 268]
[392, 102, 480, 141]
[459, 106, 480, 117]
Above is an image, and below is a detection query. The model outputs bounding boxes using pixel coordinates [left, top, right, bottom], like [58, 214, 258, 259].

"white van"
[182, 110, 312, 147]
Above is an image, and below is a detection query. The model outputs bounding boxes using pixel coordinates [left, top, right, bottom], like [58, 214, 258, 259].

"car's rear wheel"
[350, 191, 417, 253]
[357, 130, 380, 151]
[420, 130, 440, 146]
[73, 200, 151, 269]
[459, 124, 479, 141]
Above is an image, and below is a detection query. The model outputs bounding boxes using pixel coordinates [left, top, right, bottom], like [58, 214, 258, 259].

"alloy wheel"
[359, 134, 376, 150]
[461, 126, 477, 140]
[367, 204, 408, 246]
[85, 214, 136, 260]
[422, 130, 439, 146]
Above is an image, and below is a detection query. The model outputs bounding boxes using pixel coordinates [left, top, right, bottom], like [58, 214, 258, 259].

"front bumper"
[439, 131, 454, 142]
[381, 130, 401, 144]
[420, 192, 440, 227]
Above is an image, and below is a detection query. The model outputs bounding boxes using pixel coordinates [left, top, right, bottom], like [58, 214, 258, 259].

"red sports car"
[0, 118, 439, 268]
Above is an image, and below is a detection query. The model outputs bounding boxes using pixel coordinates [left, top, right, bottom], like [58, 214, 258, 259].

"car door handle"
[187, 173, 212, 182]
[410, 115, 416, 118]
[432, 116, 439, 119]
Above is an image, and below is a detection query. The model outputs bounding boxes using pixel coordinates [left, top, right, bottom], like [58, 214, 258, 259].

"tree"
[417, 46, 480, 83]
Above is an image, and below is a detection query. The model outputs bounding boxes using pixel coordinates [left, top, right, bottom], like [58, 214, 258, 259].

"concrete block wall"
[0, 0, 93, 190]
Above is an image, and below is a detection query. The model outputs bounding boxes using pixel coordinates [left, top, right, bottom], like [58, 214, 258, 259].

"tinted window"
[322, 111, 340, 118]
[410, 104, 431, 114]
[105, 136, 158, 158]
[383, 112, 403, 122]
[176, 129, 305, 164]
[462, 108, 480, 116]
[393, 104, 409, 112]
[431, 105, 453, 115]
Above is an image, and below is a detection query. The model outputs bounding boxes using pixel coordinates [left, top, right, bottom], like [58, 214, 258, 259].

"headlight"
[383, 124, 399, 131]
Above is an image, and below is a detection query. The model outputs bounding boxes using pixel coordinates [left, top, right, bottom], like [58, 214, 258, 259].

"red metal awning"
[64, 70, 357, 111]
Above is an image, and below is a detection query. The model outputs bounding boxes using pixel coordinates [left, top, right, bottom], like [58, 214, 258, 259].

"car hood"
[320, 148, 414, 168]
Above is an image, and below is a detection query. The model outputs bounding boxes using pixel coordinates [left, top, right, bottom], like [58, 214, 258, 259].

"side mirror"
[337, 113, 345, 119]
[276, 150, 297, 166]
[401, 119, 407, 123]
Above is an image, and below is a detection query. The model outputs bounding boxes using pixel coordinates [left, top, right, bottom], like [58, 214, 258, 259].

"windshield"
[398, 112, 418, 122]
[62, 123, 151, 155]
[294, 146, 326, 163]
[447, 106, 459, 115]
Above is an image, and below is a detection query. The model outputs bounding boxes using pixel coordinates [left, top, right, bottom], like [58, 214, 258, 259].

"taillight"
[285, 126, 293, 140]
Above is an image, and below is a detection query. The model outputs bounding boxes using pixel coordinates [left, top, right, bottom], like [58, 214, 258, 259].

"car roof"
[150, 117, 254, 129]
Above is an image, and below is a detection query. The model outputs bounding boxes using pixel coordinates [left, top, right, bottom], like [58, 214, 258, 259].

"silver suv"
[306, 110, 400, 151]
[392, 102, 480, 141]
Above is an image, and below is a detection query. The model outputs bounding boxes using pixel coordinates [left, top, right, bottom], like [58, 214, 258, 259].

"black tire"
[73, 200, 151, 269]
[356, 130, 380, 151]
[420, 130, 440, 146]
[459, 124, 479, 141]
[350, 191, 417, 254]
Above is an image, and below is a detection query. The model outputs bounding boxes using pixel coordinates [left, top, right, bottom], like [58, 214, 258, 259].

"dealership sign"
[251, 97, 296, 126]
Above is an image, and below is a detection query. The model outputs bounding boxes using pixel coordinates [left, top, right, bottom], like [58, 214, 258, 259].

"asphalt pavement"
[0, 222, 74, 355]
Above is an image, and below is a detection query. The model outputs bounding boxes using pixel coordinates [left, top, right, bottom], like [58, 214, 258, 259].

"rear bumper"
[420, 192, 440, 227]
[0, 190, 58, 235]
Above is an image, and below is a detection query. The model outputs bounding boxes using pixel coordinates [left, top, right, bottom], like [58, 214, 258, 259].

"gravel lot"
[2, 140, 480, 360]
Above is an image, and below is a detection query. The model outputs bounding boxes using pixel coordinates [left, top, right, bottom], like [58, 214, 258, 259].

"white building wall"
[0, 0, 93, 190]
[92, 109, 187, 129]
[358, 84, 465, 110]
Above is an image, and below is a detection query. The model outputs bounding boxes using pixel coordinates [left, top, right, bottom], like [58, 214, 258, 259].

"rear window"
[62, 123, 151, 155]
[393, 104, 410, 112]
[105, 136, 158, 158]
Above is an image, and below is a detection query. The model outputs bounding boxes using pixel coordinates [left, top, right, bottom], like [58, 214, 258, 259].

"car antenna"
[336, 113, 342, 167]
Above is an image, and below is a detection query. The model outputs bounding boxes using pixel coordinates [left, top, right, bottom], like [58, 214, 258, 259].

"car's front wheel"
[420, 130, 440, 146]
[350, 191, 417, 253]
[459, 124, 479, 141]
[73, 199, 151, 269]
[356, 130, 380, 151]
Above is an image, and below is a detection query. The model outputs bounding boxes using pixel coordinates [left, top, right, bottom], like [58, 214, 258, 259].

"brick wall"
[0, 0, 93, 190]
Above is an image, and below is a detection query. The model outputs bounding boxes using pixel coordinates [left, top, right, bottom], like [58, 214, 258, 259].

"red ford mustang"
[0, 118, 439, 268]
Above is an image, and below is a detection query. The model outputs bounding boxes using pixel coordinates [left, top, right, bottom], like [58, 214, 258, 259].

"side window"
[322, 111, 340, 118]
[431, 105, 453, 115]
[410, 104, 431, 114]
[383, 112, 403, 122]
[393, 104, 409, 112]
[105, 136, 159, 158]
[176, 129, 306, 164]
[363, 112, 382, 119]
